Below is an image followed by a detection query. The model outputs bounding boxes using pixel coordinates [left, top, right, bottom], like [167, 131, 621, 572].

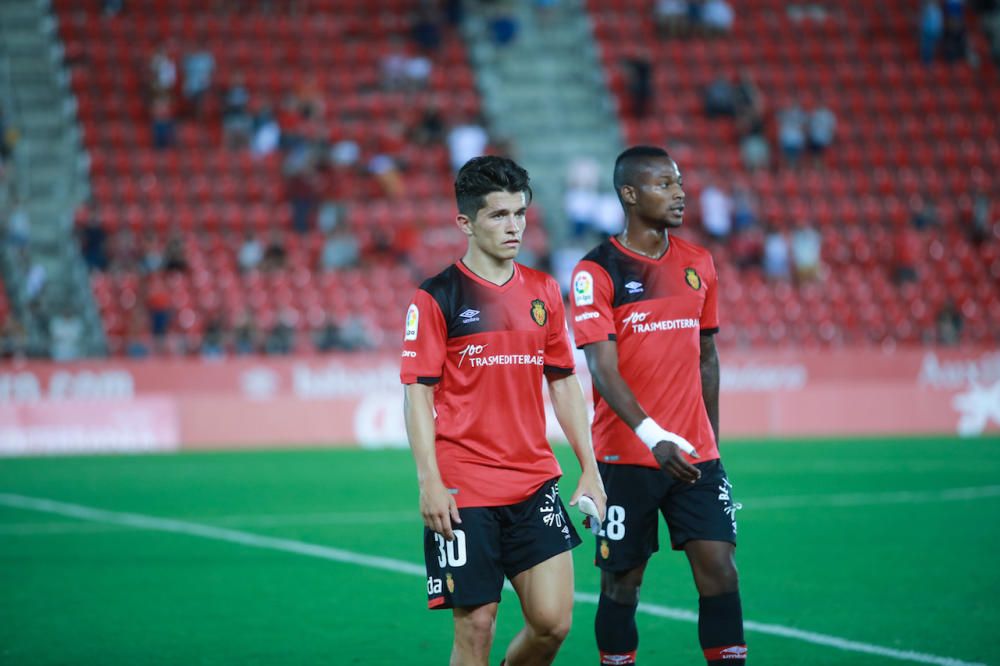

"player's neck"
[461, 248, 516, 286]
[619, 225, 669, 259]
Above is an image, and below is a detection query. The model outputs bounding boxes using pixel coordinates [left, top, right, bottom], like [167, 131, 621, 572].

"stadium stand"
[590, 0, 1000, 347]
[51, 0, 1000, 355]
[55, 0, 493, 354]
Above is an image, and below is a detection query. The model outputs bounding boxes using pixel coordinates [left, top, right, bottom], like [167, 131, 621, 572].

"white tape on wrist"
[635, 418, 697, 456]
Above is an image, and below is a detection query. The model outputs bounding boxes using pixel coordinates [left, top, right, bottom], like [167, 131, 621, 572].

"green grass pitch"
[1, 436, 998, 665]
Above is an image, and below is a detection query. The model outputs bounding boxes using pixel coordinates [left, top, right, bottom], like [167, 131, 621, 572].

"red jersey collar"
[457, 260, 520, 292]
[611, 235, 672, 264]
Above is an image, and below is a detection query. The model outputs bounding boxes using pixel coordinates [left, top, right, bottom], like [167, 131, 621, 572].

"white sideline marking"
[0, 493, 985, 666]
[5, 485, 1000, 536]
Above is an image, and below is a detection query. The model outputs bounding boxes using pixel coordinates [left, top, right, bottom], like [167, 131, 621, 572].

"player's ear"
[455, 214, 474, 237]
[620, 185, 637, 206]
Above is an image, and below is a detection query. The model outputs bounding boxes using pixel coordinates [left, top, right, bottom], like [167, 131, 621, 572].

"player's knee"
[529, 611, 572, 646]
[695, 556, 739, 596]
[455, 608, 497, 650]
[600, 569, 643, 605]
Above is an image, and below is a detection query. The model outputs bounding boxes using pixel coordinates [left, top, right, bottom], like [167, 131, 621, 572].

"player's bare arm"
[546, 372, 608, 522]
[583, 340, 701, 483]
[700, 334, 720, 446]
[403, 383, 461, 541]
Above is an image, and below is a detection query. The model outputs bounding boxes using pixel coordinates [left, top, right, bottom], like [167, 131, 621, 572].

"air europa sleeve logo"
[530, 299, 547, 326]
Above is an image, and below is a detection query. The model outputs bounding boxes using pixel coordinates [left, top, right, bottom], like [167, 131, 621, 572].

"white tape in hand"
[635, 418, 698, 457]
[577, 495, 601, 535]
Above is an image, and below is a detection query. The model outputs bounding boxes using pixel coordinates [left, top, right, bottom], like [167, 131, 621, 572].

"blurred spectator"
[314, 315, 348, 352]
[251, 103, 281, 157]
[139, 230, 164, 274]
[701, 0, 734, 34]
[146, 280, 172, 351]
[734, 71, 766, 136]
[593, 192, 625, 237]
[410, 103, 446, 146]
[0, 315, 29, 360]
[730, 185, 757, 232]
[564, 156, 601, 239]
[790, 221, 823, 283]
[778, 102, 807, 166]
[655, 0, 689, 37]
[703, 76, 736, 117]
[411, 5, 443, 52]
[893, 227, 923, 284]
[238, 230, 264, 272]
[148, 46, 176, 99]
[102, 0, 123, 16]
[125, 308, 151, 358]
[942, 0, 970, 62]
[731, 226, 764, 270]
[920, 0, 944, 62]
[49, 305, 84, 361]
[163, 233, 189, 273]
[24, 257, 47, 309]
[233, 309, 258, 354]
[150, 95, 176, 150]
[109, 228, 140, 273]
[911, 197, 940, 231]
[285, 149, 321, 233]
[762, 227, 790, 280]
[0, 108, 18, 178]
[807, 104, 836, 161]
[316, 200, 345, 235]
[368, 154, 403, 198]
[5, 194, 30, 249]
[222, 74, 252, 149]
[967, 190, 993, 245]
[622, 52, 653, 118]
[935, 298, 963, 345]
[261, 228, 288, 271]
[201, 314, 226, 358]
[329, 137, 361, 167]
[487, 5, 519, 48]
[79, 204, 108, 271]
[336, 314, 374, 351]
[381, 40, 432, 91]
[319, 227, 360, 271]
[182, 43, 215, 117]
[264, 311, 296, 355]
[447, 115, 489, 172]
[699, 182, 732, 241]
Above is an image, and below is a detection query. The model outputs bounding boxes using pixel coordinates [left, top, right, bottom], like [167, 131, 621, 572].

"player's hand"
[569, 468, 607, 523]
[419, 479, 461, 541]
[652, 441, 701, 484]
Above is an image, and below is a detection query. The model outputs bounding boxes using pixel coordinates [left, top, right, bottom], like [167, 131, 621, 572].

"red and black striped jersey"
[400, 261, 575, 508]
[570, 235, 720, 468]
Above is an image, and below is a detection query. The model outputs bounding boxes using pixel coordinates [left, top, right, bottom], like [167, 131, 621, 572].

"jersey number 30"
[434, 531, 467, 567]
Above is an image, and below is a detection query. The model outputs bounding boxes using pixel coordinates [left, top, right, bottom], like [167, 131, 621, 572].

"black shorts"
[592, 459, 739, 573]
[424, 478, 582, 610]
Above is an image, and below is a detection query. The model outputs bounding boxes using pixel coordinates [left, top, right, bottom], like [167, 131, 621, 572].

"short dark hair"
[613, 145, 672, 202]
[454, 156, 532, 218]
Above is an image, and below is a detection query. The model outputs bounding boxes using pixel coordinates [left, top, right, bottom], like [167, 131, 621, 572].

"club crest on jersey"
[446, 573, 455, 594]
[600, 539, 610, 560]
[573, 271, 594, 306]
[404, 304, 419, 340]
[684, 267, 702, 291]
[530, 299, 547, 327]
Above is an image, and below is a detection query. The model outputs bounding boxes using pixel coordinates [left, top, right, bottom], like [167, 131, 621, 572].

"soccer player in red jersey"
[570, 146, 746, 665]
[401, 156, 607, 666]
